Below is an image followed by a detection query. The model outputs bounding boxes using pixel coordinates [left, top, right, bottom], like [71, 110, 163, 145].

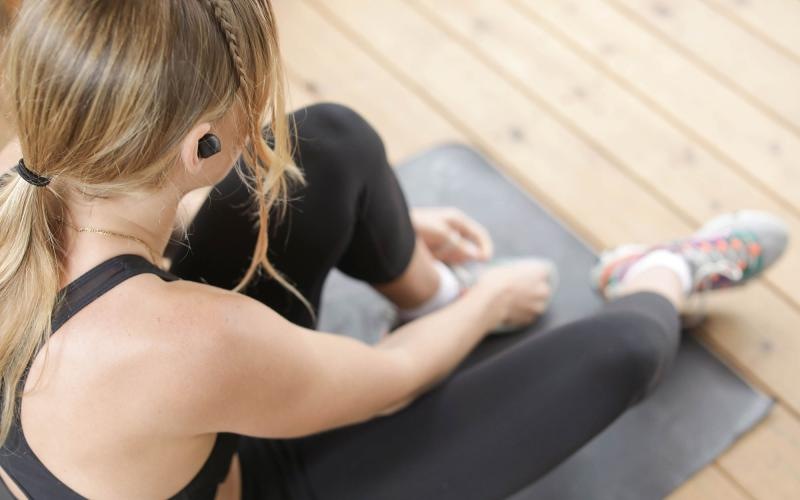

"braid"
[197, 0, 315, 322]
[201, 0, 252, 115]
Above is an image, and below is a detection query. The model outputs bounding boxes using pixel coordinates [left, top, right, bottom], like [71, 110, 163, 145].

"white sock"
[622, 249, 692, 296]
[397, 260, 462, 321]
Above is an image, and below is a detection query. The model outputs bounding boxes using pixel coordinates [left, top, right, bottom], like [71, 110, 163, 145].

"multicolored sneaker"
[387, 256, 559, 336]
[590, 210, 789, 303]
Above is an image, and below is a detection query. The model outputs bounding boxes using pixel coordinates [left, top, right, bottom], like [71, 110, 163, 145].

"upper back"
[0, 254, 238, 499]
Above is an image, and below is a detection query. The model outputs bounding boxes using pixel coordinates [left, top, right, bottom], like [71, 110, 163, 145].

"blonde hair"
[0, 0, 310, 445]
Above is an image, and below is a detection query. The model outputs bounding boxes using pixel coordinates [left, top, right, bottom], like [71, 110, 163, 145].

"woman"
[0, 1, 788, 499]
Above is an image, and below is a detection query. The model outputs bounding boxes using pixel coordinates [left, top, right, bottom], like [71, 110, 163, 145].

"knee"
[593, 310, 679, 403]
[299, 102, 371, 135]
[290, 102, 388, 175]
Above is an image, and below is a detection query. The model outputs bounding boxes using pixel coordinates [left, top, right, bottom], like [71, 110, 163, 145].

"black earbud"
[198, 133, 222, 159]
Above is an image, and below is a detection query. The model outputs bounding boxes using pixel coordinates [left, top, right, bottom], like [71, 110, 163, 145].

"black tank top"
[0, 254, 239, 499]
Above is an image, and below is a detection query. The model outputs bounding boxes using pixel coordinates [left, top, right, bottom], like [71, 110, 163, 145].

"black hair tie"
[13, 159, 51, 187]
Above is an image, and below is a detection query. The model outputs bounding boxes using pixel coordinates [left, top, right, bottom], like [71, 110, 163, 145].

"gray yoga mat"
[317, 143, 772, 500]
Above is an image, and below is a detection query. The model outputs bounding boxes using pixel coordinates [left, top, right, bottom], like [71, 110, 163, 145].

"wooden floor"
[1, 1, 798, 498]
[273, 0, 800, 498]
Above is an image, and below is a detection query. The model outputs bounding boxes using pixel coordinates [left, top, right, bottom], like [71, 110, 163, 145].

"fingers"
[445, 209, 494, 261]
[503, 298, 550, 327]
[508, 282, 552, 325]
[412, 207, 495, 264]
[434, 231, 475, 263]
[520, 282, 552, 305]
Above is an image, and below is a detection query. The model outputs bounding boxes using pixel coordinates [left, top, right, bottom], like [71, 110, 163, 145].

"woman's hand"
[410, 207, 494, 264]
[477, 260, 553, 330]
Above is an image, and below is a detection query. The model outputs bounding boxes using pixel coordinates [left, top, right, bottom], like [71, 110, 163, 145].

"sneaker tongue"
[675, 231, 760, 293]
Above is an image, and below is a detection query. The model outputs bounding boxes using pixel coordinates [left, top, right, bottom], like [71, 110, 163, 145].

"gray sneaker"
[387, 256, 559, 336]
[448, 256, 559, 335]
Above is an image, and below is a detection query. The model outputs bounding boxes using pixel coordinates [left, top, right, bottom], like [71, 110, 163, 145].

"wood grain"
[667, 464, 750, 500]
[610, 0, 800, 133]
[517, 0, 800, 217]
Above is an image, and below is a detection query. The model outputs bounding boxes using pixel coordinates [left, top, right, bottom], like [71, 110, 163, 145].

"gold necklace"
[57, 217, 163, 268]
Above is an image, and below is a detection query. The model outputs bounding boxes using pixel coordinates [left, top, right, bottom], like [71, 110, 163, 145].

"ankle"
[613, 266, 687, 312]
[396, 260, 462, 321]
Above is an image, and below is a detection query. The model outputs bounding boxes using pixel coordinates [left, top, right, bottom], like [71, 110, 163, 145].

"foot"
[389, 256, 559, 335]
[590, 210, 789, 302]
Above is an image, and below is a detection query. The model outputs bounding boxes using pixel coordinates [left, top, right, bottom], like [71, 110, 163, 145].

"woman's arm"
[168, 279, 503, 439]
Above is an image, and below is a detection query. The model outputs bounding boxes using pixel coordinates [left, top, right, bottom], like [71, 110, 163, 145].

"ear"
[179, 122, 213, 175]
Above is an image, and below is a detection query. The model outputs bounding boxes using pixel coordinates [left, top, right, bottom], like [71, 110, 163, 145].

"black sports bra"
[0, 254, 239, 499]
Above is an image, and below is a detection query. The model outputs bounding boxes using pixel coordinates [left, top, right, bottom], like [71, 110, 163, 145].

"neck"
[60, 185, 187, 288]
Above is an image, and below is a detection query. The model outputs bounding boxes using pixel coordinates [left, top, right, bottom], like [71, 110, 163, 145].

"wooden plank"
[275, 0, 463, 165]
[667, 463, 750, 500]
[610, 0, 800, 134]
[514, 0, 800, 218]
[693, 286, 800, 411]
[410, 0, 800, 331]
[719, 404, 800, 499]
[284, 71, 318, 113]
[301, 0, 687, 248]
[702, 0, 800, 64]
[302, 0, 800, 415]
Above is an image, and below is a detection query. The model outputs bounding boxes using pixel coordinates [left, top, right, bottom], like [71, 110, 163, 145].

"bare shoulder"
[122, 276, 271, 365]
[108, 276, 414, 439]
[54, 276, 287, 436]
[148, 276, 416, 438]
[152, 277, 297, 355]
[126, 277, 304, 430]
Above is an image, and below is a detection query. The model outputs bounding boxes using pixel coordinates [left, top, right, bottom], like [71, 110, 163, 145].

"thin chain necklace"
[56, 217, 164, 268]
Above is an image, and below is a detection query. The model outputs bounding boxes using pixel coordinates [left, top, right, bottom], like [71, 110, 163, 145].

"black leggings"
[165, 103, 681, 500]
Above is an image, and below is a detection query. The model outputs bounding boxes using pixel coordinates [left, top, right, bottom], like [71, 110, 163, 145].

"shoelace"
[675, 230, 762, 328]
[670, 229, 762, 293]
[602, 230, 762, 293]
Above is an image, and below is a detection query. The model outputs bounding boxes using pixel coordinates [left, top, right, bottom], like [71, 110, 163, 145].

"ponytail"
[0, 172, 65, 443]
